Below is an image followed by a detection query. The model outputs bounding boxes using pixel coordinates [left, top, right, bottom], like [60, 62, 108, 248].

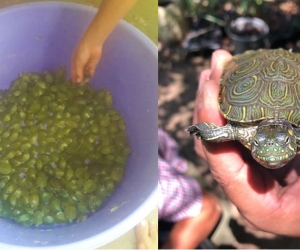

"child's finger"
[71, 53, 85, 84]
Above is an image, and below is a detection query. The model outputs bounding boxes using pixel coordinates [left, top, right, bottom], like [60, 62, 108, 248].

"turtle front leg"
[187, 122, 236, 142]
[187, 122, 256, 149]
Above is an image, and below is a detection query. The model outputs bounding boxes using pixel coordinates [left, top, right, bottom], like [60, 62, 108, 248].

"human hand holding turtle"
[190, 49, 300, 236]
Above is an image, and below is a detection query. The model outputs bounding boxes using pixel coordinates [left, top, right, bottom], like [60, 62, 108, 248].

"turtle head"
[251, 119, 297, 169]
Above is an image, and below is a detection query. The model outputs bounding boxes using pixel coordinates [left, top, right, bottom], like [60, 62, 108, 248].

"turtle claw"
[186, 125, 203, 140]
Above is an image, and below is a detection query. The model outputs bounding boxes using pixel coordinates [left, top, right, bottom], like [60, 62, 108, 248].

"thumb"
[210, 49, 233, 81]
[197, 79, 245, 181]
[195, 49, 246, 180]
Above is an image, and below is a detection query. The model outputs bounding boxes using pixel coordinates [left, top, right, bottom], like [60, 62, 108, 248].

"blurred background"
[158, 0, 300, 248]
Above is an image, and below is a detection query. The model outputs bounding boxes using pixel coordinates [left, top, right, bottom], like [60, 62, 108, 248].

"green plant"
[158, 0, 268, 45]
[179, 0, 220, 18]
[178, 0, 265, 19]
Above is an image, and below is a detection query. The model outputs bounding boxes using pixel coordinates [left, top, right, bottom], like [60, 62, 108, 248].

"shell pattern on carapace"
[219, 48, 300, 126]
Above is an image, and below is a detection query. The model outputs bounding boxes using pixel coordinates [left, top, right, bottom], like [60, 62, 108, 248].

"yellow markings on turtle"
[269, 157, 275, 162]
[287, 110, 294, 121]
[282, 63, 290, 73]
[281, 149, 285, 153]
[286, 154, 289, 159]
[260, 107, 265, 118]
[241, 106, 247, 121]
[219, 88, 225, 102]
[288, 129, 294, 136]
[268, 82, 276, 102]
[289, 144, 295, 151]
[223, 105, 232, 117]
[236, 60, 256, 73]
[270, 62, 275, 72]
[253, 75, 258, 86]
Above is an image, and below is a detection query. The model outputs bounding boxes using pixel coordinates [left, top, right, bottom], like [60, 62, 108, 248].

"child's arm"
[72, 0, 138, 83]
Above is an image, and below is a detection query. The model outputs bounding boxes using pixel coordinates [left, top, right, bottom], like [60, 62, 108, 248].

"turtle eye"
[285, 137, 290, 145]
[253, 139, 259, 147]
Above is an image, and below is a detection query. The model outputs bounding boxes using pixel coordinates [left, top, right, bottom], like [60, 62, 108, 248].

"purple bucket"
[0, 2, 157, 249]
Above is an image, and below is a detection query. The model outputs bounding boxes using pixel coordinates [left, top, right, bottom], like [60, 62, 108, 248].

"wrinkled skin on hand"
[193, 49, 300, 236]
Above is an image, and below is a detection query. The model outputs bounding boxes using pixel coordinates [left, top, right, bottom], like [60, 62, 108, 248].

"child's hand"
[72, 41, 102, 84]
[71, 0, 138, 84]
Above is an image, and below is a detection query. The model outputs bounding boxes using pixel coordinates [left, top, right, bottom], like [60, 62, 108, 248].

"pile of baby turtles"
[0, 68, 130, 226]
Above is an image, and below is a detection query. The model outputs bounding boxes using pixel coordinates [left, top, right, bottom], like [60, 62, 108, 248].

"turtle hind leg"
[186, 122, 236, 142]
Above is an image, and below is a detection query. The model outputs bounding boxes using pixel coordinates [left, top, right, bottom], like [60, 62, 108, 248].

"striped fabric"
[158, 128, 202, 222]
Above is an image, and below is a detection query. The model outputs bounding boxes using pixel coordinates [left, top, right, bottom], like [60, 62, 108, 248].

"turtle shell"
[219, 48, 300, 126]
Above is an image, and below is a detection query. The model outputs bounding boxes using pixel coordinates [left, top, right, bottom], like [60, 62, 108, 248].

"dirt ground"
[158, 2, 300, 248]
